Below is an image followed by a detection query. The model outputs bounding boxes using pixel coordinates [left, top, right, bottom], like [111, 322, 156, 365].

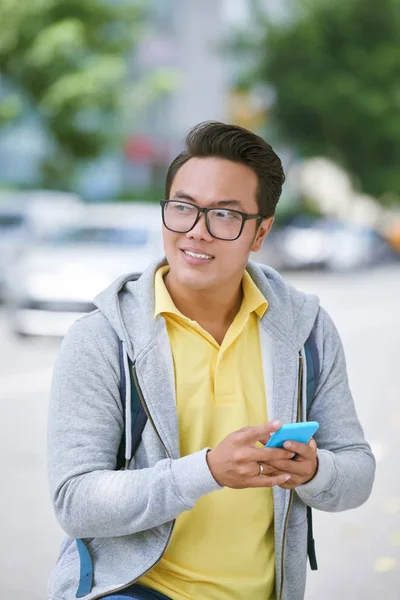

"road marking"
[374, 557, 398, 573]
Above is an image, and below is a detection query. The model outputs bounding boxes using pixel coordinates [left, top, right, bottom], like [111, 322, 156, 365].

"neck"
[164, 271, 244, 334]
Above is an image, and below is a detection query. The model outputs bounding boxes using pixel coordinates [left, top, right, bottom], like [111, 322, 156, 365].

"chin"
[177, 267, 217, 291]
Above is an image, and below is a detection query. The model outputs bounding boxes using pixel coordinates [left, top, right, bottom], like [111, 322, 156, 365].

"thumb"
[242, 420, 282, 445]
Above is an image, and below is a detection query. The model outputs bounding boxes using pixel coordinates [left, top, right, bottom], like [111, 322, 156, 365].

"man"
[48, 122, 375, 600]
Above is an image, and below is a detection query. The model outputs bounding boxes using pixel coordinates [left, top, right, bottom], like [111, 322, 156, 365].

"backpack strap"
[75, 341, 149, 598]
[116, 340, 148, 470]
[304, 329, 320, 571]
[304, 330, 320, 417]
[75, 538, 94, 598]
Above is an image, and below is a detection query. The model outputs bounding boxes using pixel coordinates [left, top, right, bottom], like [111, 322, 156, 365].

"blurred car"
[0, 206, 31, 298]
[0, 190, 84, 299]
[0, 189, 84, 235]
[6, 202, 163, 337]
[263, 216, 394, 272]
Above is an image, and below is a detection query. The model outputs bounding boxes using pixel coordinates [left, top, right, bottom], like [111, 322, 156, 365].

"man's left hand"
[263, 438, 318, 489]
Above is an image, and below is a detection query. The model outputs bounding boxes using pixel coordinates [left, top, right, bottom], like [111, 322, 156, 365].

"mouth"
[181, 248, 214, 263]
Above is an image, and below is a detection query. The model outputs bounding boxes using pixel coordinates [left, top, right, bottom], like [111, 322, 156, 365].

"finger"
[254, 463, 277, 477]
[262, 458, 298, 472]
[267, 459, 312, 477]
[249, 472, 291, 488]
[249, 447, 296, 463]
[238, 421, 282, 444]
[279, 479, 300, 489]
[309, 438, 317, 451]
[283, 440, 316, 458]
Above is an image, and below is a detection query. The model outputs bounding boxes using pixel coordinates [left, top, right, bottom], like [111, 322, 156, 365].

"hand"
[265, 438, 319, 489]
[206, 421, 295, 489]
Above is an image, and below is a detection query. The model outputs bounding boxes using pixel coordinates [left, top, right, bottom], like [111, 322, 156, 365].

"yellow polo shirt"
[138, 266, 275, 600]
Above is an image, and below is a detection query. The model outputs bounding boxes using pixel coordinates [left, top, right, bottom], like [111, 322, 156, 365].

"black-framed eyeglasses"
[160, 200, 263, 241]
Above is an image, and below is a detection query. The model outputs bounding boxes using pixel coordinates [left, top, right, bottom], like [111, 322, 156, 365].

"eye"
[173, 202, 194, 213]
[214, 209, 241, 221]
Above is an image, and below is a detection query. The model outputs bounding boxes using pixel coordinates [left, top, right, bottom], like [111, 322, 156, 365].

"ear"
[251, 217, 274, 253]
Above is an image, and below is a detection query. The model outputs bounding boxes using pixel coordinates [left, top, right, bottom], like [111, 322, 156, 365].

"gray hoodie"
[47, 259, 375, 600]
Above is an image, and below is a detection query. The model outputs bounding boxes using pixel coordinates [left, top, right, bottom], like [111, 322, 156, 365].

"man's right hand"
[206, 421, 294, 488]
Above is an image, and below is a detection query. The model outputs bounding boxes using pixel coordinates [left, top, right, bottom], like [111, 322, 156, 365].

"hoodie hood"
[94, 257, 320, 359]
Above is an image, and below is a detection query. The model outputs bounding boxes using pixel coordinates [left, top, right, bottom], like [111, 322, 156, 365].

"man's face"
[162, 157, 274, 292]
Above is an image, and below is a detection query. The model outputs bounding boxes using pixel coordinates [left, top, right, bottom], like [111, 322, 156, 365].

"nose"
[185, 211, 213, 242]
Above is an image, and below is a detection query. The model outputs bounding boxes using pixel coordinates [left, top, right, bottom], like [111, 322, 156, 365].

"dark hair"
[165, 121, 285, 218]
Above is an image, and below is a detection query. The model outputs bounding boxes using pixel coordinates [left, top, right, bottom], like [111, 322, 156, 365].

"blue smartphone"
[265, 421, 319, 449]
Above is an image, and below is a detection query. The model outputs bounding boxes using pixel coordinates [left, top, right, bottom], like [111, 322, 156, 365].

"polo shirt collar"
[154, 265, 268, 320]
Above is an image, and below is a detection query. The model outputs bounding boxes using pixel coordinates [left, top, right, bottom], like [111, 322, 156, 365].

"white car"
[7, 202, 164, 337]
[0, 190, 84, 299]
[0, 206, 30, 298]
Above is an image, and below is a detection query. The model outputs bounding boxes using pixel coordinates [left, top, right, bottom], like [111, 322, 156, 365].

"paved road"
[1, 266, 399, 599]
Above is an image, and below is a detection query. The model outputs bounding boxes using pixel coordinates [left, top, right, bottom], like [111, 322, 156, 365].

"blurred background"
[0, 0, 399, 598]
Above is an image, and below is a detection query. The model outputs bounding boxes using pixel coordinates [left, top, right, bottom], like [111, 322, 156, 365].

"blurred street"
[0, 265, 399, 599]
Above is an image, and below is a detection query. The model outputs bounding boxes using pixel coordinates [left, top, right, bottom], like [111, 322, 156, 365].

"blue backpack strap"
[116, 340, 127, 470]
[75, 341, 148, 597]
[117, 341, 148, 469]
[306, 506, 318, 571]
[75, 539, 94, 598]
[117, 340, 148, 469]
[304, 329, 320, 571]
[304, 330, 320, 417]
[130, 390, 148, 457]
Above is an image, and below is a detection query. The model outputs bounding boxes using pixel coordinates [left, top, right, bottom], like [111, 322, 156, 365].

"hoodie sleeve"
[47, 316, 221, 539]
[296, 307, 376, 511]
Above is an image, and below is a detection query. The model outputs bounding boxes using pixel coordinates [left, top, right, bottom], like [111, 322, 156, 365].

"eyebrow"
[173, 190, 245, 209]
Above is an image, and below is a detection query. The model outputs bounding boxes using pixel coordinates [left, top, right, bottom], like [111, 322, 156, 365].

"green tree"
[240, 0, 400, 201]
[0, 0, 148, 189]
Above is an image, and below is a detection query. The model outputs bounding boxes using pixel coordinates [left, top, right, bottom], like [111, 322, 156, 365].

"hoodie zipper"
[279, 352, 303, 600]
[90, 365, 174, 600]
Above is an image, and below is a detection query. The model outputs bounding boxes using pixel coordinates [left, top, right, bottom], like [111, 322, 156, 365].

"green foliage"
[243, 0, 400, 200]
[0, 0, 146, 189]
[114, 186, 164, 203]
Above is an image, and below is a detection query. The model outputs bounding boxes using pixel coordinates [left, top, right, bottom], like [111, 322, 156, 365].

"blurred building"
[120, 0, 251, 198]
[98, 0, 291, 199]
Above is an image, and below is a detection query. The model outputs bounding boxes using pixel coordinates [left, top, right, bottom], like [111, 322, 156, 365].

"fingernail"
[272, 420, 281, 427]
[290, 453, 296, 459]
[283, 475, 291, 481]
[284, 441, 292, 449]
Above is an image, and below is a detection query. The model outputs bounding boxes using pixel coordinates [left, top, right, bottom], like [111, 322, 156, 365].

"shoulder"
[58, 310, 121, 375]
[311, 306, 346, 374]
[66, 309, 119, 344]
